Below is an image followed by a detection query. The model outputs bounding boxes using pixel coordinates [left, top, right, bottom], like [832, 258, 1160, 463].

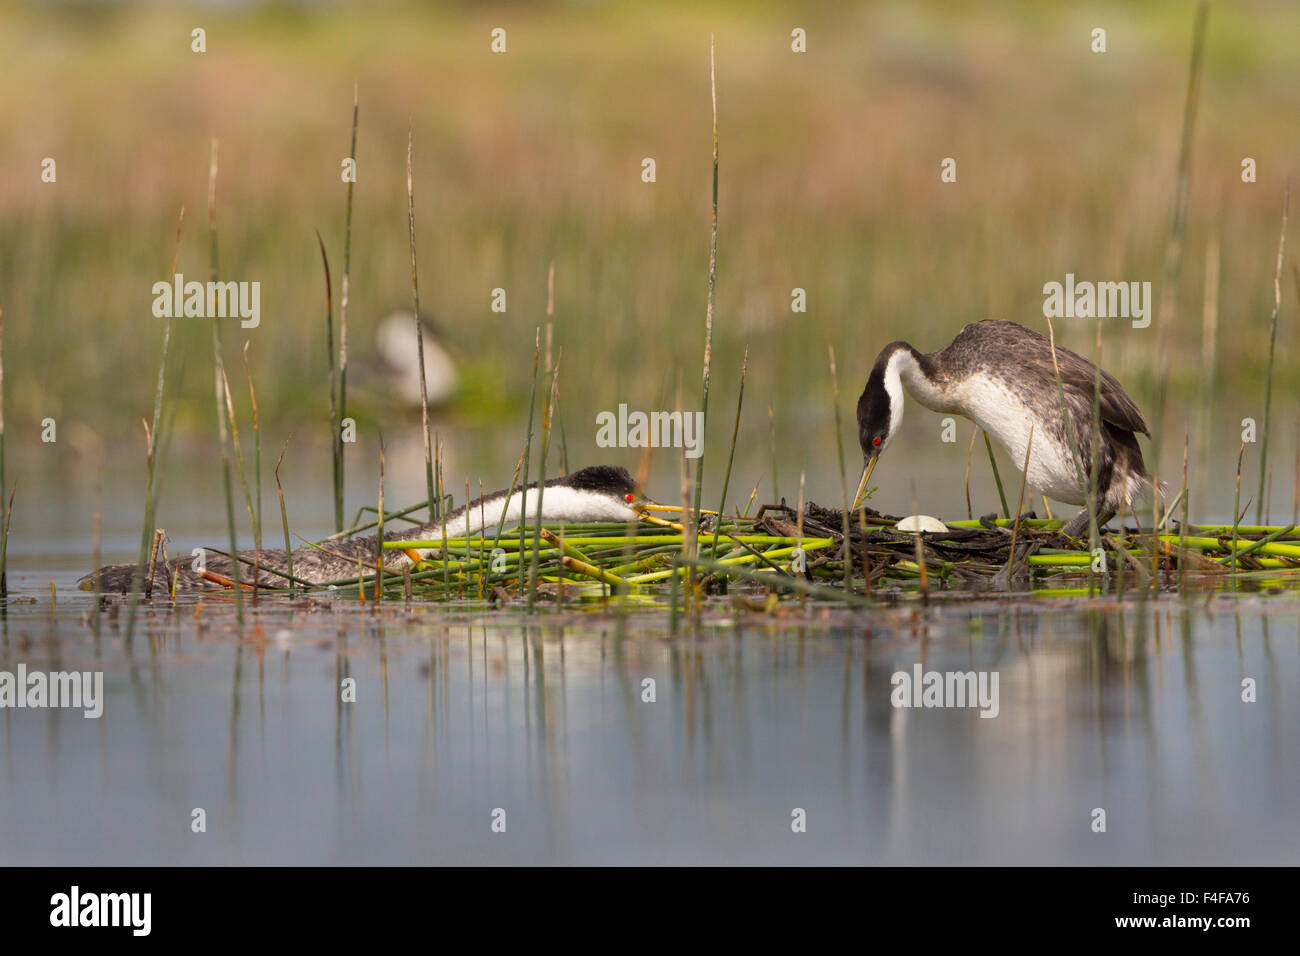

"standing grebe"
[83, 465, 661, 593]
[852, 320, 1156, 536]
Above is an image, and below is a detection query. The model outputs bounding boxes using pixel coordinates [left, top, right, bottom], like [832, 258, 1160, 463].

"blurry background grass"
[1, 0, 1298, 547]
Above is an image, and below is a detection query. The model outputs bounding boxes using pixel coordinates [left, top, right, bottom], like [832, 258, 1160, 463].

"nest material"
[752, 500, 1066, 587]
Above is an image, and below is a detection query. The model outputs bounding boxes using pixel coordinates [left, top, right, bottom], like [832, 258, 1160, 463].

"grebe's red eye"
[872, 436, 882, 447]
[625, 493, 635, 502]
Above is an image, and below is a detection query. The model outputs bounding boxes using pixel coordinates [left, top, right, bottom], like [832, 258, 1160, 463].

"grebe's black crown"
[553, 465, 637, 497]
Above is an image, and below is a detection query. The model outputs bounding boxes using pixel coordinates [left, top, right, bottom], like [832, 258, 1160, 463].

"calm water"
[2, 565, 1297, 865]
[3, 434, 1299, 865]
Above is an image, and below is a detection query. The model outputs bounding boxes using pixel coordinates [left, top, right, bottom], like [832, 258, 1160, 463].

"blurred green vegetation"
[1, 0, 1297, 486]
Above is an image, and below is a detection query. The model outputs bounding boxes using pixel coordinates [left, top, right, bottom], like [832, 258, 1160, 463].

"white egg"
[895, 515, 948, 533]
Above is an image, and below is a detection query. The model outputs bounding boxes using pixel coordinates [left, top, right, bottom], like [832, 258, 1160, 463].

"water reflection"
[1, 572, 1297, 864]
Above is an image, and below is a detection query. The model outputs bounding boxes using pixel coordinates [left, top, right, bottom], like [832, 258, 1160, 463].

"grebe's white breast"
[893, 348, 1087, 507]
[950, 373, 1087, 506]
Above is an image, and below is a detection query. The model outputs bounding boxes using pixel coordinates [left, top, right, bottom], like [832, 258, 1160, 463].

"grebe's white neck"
[878, 350, 909, 452]
[884, 346, 954, 420]
[880, 347, 949, 452]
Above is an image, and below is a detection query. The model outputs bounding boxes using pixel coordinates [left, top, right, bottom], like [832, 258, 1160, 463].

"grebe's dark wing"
[1034, 337, 1150, 437]
[948, 321, 1150, 437]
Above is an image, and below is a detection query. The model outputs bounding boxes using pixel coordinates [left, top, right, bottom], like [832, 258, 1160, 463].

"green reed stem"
[219, 367, 256, 559]
[316, 229, 341, 533]
[1151, 0, 1208, 488]
[518, 331, 541, 595]
[376, 436, 385, 606]
[339, 83, 357, 520]
[406, 127, 436, 523]
[527, 356, 561, 610]
[124, 206, 183, 634]
[1232, 442, 1245, 590]
[242, 344, 262, 595]
[710, 346, 747, 588]
[1043, 318, 1094, 540]
[983, 432, 1010, 519]
[207, 141, 242, 623]
[274, 436, 295, 596]
[769, 405, 778, 504]
[691, 37, 719, 542]
[829, 346, 854, 594]
[1255, 184, 1288, 523]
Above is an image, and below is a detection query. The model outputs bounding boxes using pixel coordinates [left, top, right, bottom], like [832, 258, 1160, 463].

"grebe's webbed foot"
[1060, 506, 1117, 539]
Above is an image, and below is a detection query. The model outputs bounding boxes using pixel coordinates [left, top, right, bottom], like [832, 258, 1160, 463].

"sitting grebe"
[852, 320, 1157, 536]
[83, 465, 658, 593]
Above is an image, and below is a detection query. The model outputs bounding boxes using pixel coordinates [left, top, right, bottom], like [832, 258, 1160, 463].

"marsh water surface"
[3, 441, 1298, 865]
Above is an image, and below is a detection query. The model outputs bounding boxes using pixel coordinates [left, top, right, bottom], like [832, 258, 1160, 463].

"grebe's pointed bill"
[852, 455, 878, 512]
[637, 504, 720, 516]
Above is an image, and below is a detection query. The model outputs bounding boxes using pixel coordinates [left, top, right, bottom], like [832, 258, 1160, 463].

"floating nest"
[750, 501, 1172, 589]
